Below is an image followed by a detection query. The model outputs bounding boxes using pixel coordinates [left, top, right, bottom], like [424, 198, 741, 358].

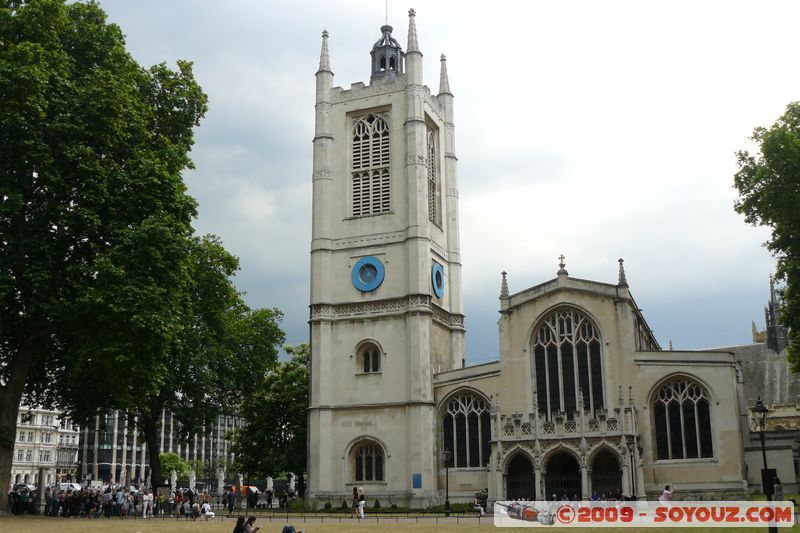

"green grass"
[0, 515, 797, 533]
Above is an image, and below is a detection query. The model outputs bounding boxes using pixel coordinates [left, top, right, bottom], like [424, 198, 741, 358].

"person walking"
[658, 485, 674, 503]
[349, 487, 358, 518]
[357, 486, 365, 519]
[227, 487, 237, 517]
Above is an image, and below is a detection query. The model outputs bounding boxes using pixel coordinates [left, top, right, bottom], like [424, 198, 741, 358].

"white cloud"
[100, 0, 799, 359]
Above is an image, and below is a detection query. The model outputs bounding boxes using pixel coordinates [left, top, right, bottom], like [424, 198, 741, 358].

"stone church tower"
[307, 11, 464, 504]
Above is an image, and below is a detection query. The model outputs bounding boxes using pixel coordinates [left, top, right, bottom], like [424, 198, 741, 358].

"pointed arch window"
[652, 378, 713, 460]
[358, 343, 381, 374]
[426, 127, 440, 225]
[532, 307, 604, 419]
[441, 393, 491, 468]
[352, 114, 390, 217]
[352, 440, 384, 481]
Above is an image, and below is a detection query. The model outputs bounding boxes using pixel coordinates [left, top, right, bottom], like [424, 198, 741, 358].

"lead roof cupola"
[370, 24, 404, 81]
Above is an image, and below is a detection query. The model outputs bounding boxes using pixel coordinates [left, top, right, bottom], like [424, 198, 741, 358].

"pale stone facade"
[11, 406, 79, 488]
[307, 11, 752, 505]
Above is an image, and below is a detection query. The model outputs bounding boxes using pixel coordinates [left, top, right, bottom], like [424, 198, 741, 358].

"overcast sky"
[100, 0, 799, 364]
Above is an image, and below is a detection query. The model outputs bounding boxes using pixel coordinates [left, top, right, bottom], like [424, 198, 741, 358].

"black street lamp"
[753, 396, 778, 533]
[442, 449, 452, 517]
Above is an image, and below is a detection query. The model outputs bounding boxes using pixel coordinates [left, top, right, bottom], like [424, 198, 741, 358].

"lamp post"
[753, 396, 778, 533]
[442, 449, 451, 517]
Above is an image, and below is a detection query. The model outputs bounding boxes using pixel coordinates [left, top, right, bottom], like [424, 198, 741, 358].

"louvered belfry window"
[426, 127, 440, 225]
[352, 114, 390, 216]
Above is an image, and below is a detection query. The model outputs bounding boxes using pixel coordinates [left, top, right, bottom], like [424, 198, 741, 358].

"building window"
[358, 343, 381, 373]
[532, 307, 604, 419]
[43, 432, 51, 443]
[442, 392, 491, 468]
[27, 432, 33, 442]
[25, 450, 32, 462]
[426, 127, 440, 225]
[352, 440, 384, 482]
[352, 113, 390, 217]
[16, 450, 23, 462]
[653, 378, 713, 460]
[18, 433, 24, 442]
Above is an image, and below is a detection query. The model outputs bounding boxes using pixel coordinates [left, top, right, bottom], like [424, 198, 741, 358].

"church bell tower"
[307, 10, 464, 505]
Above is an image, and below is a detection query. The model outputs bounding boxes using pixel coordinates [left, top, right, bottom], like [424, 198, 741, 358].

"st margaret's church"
[307, 10, 752, 506]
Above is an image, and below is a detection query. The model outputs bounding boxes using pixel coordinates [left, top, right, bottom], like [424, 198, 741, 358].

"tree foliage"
[0, 0, 284, 500]
[734, 101, 800, 366]
[231, 344, 309, 482]
[160, 452, 192, 480]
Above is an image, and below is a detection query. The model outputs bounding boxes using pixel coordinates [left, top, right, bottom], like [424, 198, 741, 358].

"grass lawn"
[0, 516, 797, 533]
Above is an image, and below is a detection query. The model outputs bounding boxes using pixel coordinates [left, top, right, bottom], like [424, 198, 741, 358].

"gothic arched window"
[426, 127, 440, 225]
[652, 378, 713, 460]
[358, 343, 381, 373]
[352, 439, 384, 481]
[352, 114, 390, 217]
[442, 393, 491, 468]
[532, 307, 604, 419]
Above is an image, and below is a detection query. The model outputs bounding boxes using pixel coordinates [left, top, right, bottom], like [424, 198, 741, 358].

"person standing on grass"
[143, 488, 154, 518]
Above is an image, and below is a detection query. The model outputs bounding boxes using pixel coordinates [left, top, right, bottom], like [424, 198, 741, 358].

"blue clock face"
[352, 256, 385, 292]
[431, 262, 445, 298]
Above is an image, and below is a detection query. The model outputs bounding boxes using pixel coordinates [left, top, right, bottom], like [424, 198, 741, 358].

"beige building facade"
[307, 11, 750, 505]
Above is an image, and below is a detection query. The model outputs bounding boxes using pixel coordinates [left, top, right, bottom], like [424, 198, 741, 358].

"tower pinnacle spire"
[618, 258, 628, 287]
[439, 54, 451, 95]
[407, 8, 419, 53]
[318, 30, 331, 73]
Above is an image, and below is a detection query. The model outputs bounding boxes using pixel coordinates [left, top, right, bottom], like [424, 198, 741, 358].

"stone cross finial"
[557, 255, 568, 276]
[618, 258, 629, 288]
[500, 271, 509, 298]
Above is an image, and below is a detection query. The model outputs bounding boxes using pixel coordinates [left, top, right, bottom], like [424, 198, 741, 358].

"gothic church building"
[307, 11, 748, 505]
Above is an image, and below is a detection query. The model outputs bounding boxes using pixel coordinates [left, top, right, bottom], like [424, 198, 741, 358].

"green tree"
[231, 344, 309, 489]
[160, 452, 192, 481]
[58, 235, 285, 487]
[0, 0, 206, 509]
[734, 101, 800, 366]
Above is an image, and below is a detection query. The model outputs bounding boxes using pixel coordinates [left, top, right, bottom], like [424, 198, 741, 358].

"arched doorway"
[591, 449, 622, 498]
[506, 454, 535, 500]
[545, 452, 581, 500]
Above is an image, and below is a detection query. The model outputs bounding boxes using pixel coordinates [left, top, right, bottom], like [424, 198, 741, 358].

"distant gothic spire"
[318, 30, 331, 73]
[439, 54, 451, 95]
[617, 258, 628, 287]
[500, 271, 509, 298]
[407, 8, 419, 53]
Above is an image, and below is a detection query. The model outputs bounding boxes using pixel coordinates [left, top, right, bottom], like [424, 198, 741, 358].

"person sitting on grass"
[244, 515, 261, 533]
[201, 501, 215, 520]
[191, 501, 201, 521]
